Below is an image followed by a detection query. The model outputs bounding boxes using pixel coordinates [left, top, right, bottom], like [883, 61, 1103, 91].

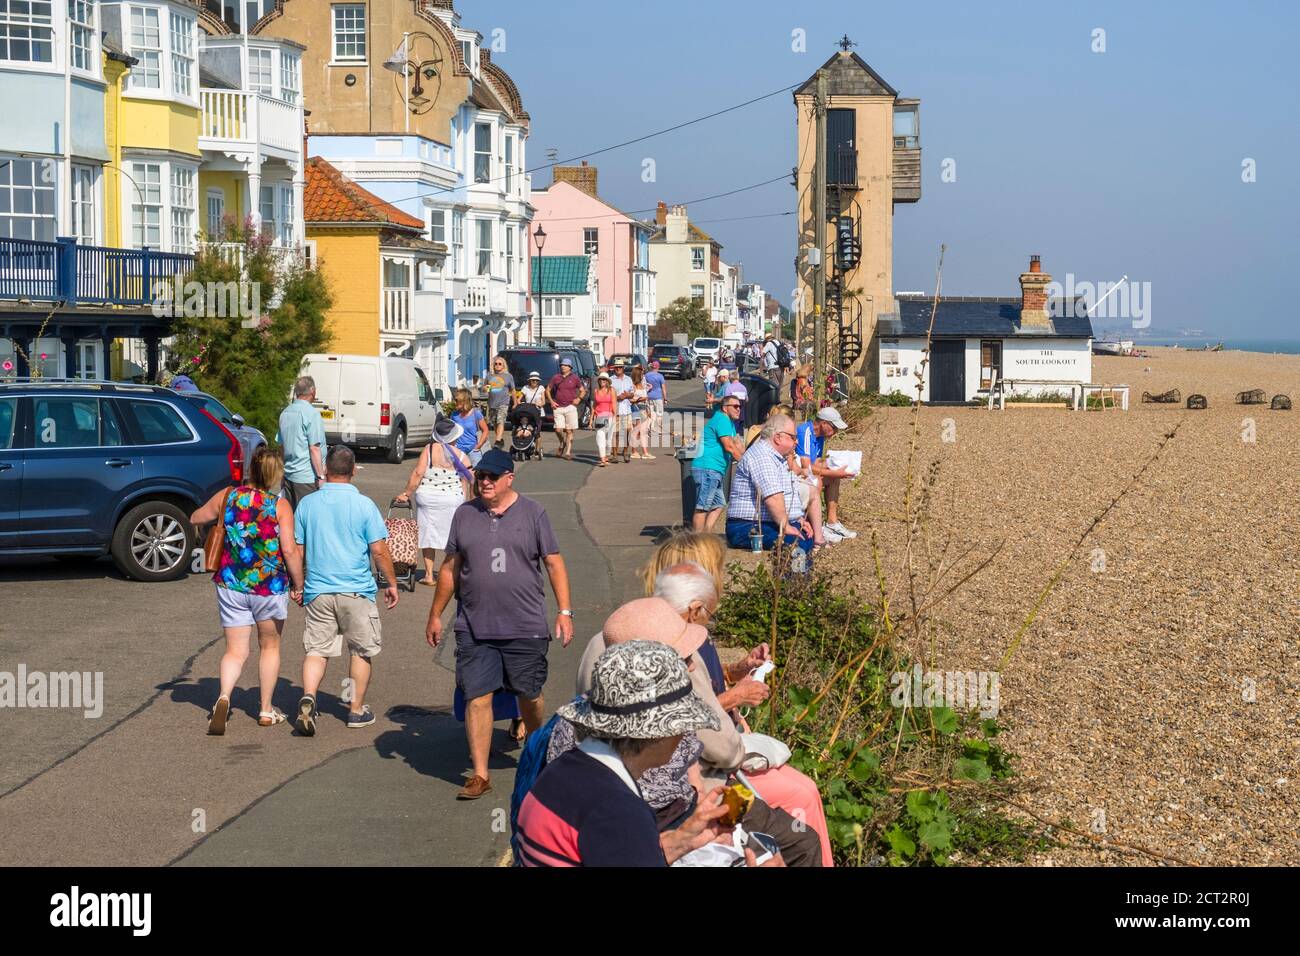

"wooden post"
[813, 70, 828, 404]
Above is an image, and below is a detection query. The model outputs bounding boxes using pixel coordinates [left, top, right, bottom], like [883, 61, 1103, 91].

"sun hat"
[816, 406, 849, 432]
[558, 641, 719, 740]
[560, 357, 573, 368]
[475, 448, 515, 476]
[527, 370, 541, 380]
[433, 416, 464, 445]
[603, 597, 707, 659]
[597, 371, 611, 381]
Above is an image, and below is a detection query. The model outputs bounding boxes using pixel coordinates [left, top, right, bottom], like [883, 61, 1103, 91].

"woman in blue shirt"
[451, 388, 489, 466]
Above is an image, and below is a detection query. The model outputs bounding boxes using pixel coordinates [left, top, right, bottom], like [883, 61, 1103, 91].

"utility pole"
[812, 69, 828, 401]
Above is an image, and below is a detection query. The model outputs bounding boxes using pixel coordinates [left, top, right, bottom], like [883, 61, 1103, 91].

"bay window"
[128, 6, 161, 89]
[474, 123, 491, 184]
[170, 166, 195, 252]
[279, 51, 300, 102]
[0, 0, 53, 64]
[170, 10, 194, 97]
[130, 162, 162, 247]
[475, 218, 492, 276]
[247, 47, 272, 95]
[0, 156, 56, 241]
[451, 210, 464, 273]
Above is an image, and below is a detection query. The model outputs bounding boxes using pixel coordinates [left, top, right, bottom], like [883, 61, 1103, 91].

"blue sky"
[486, 0, 1298, 337]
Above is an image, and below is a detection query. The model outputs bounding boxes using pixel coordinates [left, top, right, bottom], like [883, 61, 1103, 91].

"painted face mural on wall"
[390, 31, 444, 115]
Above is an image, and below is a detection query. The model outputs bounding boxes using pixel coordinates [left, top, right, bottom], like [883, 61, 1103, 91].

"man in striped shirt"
[724, 413, 814, 553]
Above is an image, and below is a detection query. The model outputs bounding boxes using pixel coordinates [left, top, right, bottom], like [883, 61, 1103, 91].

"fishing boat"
[1093, 338, 1134, 356]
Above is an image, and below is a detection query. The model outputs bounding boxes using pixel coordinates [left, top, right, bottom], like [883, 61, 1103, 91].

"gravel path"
[822, 348, 1300, 865]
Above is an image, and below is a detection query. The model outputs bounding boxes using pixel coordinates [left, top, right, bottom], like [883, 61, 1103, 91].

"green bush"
[712, 561, 1053, 866]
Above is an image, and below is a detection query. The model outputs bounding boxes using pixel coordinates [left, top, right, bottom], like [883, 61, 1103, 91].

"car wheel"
[386, 425, 407, 463]
[111, 501, 195, 582]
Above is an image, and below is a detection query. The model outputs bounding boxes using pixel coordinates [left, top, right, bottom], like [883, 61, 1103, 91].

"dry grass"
[824, 348, 1300, 865]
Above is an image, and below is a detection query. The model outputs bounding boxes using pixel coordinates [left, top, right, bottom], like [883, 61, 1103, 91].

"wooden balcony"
[893, 145, 921, 203]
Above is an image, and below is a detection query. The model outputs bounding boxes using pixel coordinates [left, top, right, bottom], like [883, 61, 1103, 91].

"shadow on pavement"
[375, 707, 520, 787]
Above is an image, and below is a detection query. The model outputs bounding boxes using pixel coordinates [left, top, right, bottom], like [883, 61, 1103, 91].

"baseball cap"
[475, 448, 515, 476]
[816, 407, 849, 431]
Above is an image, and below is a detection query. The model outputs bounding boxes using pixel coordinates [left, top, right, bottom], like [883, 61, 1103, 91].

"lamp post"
[533, 223, 546, 344]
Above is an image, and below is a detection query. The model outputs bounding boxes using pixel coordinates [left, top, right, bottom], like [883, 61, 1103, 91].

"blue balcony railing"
[0, 236, 194, 308]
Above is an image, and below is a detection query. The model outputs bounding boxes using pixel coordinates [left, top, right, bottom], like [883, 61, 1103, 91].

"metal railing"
[0, 236, 193, 306]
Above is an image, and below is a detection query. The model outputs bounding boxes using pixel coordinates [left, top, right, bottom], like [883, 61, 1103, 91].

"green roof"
[530, 255, 590, 295]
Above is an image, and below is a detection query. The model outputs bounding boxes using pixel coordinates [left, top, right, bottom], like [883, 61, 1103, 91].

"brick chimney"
[1019, 254, 1052, 328]
[656, 201, 668, 225]
[552, 160, 598, 197]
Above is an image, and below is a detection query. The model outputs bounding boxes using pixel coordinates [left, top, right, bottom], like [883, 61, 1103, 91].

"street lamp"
[533, 224, 547, 344]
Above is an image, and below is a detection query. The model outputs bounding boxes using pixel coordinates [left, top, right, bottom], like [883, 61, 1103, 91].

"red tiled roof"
[304, 156, 424, 231]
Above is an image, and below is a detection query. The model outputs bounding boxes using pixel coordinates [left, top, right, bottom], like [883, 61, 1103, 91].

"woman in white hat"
[395, 416, 474, 585]
[591, 371, 616, 466]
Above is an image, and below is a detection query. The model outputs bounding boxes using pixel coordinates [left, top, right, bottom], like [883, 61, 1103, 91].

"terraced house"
[228, 0, 533, 395]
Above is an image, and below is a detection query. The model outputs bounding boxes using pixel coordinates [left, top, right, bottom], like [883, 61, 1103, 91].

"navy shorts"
[455, 630, 549, 701]
[693, 467, 726, 512]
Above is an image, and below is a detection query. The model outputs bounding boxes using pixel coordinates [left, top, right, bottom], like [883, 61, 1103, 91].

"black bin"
[741, 373, 779, 430]
[676, 447, 698, 525]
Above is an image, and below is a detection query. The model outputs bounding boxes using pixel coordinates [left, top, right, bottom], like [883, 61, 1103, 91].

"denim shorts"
[693, 468, 726, 512]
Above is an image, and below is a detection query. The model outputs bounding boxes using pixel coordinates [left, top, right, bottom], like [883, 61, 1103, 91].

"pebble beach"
[828, 346, 1300, 865]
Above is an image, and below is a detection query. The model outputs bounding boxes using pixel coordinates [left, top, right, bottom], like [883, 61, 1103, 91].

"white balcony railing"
[458, 275, 508, 315]
[200, 241, 308, 276]
[201, 89, 302, 155]
[383, 287, 411, 333]
[591, 302, 621, 334]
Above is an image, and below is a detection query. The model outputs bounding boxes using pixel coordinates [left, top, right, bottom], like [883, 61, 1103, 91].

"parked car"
[299, 354, 438, 462]
[606, 352, 649, 373]
[0, 380, 243, 581]
[648, 344, 695, 380]
[692, 337, 722, 366]
[499, 346, 596, 429]
[180, 391, 267, 466]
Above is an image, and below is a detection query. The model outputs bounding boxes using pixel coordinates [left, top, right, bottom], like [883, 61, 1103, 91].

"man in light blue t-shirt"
[691, 395, 745, 531]
[292, 445, 398, 736]
[277, 376, 327, 509]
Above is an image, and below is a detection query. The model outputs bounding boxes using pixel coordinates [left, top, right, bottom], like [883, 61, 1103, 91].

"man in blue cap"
[425, 449, 574, 799]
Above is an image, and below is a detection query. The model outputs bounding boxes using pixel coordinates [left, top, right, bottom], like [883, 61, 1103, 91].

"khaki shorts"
[302, 592, 383, 659]
[554, 404, 579, 430]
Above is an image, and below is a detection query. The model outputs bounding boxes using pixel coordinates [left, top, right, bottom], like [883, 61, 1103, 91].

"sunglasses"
[474, 471, 508, 482]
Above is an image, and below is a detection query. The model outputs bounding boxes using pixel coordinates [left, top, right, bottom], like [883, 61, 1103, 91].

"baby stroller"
[509, 403, 543, 461]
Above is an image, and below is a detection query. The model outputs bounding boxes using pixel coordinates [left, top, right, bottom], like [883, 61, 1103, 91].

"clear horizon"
[484, 0, 1297, 338]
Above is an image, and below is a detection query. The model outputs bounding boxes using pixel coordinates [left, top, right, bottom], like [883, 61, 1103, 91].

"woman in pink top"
[591, 372, 617, 466]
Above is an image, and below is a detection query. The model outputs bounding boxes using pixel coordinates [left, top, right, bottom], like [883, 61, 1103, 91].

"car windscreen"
[694, 338, 720, 349]
[650, 346, 682, 357]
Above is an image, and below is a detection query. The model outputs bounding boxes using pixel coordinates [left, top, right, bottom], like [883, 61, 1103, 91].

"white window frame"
[584, 227, 599, 257]
[504, 223, 514, 284]
[690, 284, 705, 303]
[0, 155, 57, 241]
[0, 0, 54, 66]
[247, 46, 273, 96]
[206, 187, 225, 238]
[277, 183, 293, 245]
[71, 163, 98, 246]
[474, 218, 492, 277]
[691, 246, 705, 271]
[451, 210, 464, 274]
[428, 208, 445, 244]
[331, 4, 366, 64]
[259, 184, 274, 238]
[169, 165, 195, 252]
[279, 50, 300, 103]
[169, 10, 194, 98]
[473, 122, 492, 184]
[129, 161, 162, 248]
[503, 135, 514, 193]
[127, 6, 161, 90]
[69, 0, 98, 76]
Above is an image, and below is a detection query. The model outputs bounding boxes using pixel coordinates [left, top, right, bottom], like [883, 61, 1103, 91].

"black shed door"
[929, 340, 966, 403]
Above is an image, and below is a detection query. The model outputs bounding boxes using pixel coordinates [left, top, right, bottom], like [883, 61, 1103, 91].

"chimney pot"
[1029, 254, 1041, 273]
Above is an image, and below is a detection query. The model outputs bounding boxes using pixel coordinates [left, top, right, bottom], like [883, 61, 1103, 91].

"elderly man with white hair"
[725, 412, 814, 554]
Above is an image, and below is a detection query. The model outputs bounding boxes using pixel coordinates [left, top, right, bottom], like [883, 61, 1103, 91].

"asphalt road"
[0, 375, 706, 866]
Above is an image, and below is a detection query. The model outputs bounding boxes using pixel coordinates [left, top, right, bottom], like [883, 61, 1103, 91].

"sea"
[1113, 338, 1300, 355]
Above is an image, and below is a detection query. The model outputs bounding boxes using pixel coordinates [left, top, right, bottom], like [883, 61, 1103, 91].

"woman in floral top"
[191, 446, 304, 734]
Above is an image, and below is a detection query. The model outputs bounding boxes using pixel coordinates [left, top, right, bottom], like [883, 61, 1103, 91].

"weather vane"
[838, 34, 856, 52]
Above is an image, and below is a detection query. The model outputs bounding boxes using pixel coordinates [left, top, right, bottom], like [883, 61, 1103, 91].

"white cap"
[816, 406, 849, 431]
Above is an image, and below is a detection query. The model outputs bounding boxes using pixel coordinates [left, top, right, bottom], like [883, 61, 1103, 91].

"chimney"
[666, 205, 688, 244]
[552, 160, 598, 197]
[656, 201, 667, 225]
[1019, 254, 1052, 328]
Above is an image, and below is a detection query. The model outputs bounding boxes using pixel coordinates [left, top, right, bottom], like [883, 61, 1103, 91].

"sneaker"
[346, 704, 375, 729]
[822, 526, 845, 543]
[825, 521, 857, 539]
[296, 695, 317, 737]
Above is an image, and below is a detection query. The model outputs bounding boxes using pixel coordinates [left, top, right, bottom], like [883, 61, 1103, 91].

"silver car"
[180, 391, 268, 467]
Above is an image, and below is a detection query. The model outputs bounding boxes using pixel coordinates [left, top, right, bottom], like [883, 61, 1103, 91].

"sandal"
[207, 695, 231, 736]
[258, 707, 287, 726]
[509, 718, 527, 746]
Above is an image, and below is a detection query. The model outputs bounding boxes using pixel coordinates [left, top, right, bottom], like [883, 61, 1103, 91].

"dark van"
[498, 346, 596, 428]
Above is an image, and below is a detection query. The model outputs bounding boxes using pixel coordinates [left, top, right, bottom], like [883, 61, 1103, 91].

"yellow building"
[794, 46, 921, 386]
[304, 157, 446, 357]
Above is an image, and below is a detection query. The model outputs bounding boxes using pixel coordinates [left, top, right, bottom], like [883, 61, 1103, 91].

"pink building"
[530, 164, 657, 356]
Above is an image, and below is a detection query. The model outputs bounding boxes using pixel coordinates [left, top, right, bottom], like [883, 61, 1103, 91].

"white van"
[299, 354, 439, 462]
[692, 336, 722, 363]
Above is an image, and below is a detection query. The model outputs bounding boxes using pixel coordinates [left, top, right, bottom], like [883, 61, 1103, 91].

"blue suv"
[0, 380, 244, 581]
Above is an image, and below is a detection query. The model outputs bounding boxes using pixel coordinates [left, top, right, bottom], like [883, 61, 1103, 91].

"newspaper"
[826, 449, 862, 477]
